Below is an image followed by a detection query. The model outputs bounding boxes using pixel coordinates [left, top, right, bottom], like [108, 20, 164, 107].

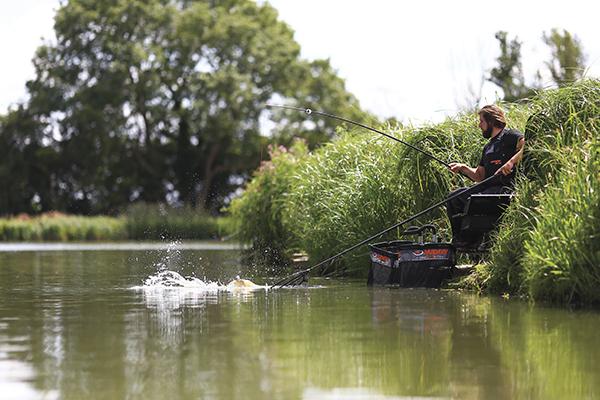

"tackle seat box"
[457, 193, 513, 234]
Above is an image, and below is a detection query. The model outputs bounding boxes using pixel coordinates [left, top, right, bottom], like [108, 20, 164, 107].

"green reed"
[478, 79, 600, 303]
[0, 206, 230, 242]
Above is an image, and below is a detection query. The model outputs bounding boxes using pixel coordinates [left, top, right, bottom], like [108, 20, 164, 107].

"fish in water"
[227, 276, 260, 289]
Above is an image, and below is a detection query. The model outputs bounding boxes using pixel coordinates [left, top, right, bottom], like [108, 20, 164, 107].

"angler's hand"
[496, 160, 514, 176]
[448, 162, 465, 174]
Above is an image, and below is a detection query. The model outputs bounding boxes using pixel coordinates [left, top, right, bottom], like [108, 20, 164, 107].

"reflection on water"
[0, 241, 244, 252]
[303, 387, 441, 399]
[1, 245, 600, 399]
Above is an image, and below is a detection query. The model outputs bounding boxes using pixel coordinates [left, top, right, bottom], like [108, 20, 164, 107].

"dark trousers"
[446, 185, 509, 243]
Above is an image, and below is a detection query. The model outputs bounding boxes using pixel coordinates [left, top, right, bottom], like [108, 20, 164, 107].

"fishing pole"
[270, 174, 499, 288]
[266, 104, 472, 181]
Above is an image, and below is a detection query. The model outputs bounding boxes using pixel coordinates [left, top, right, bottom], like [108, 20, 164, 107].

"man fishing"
[446, 105, 525, 248]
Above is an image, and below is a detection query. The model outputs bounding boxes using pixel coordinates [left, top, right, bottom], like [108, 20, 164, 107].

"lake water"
[1, 242, 599, 399]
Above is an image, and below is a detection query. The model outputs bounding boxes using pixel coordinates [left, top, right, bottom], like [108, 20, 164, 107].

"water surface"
[1, 243, 599, 399]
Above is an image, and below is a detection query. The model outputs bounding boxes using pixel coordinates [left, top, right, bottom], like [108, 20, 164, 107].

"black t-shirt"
[478, 128, 524, 187]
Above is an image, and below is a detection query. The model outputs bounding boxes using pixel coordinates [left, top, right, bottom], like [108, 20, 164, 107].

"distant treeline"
[229, 80, 600, 304]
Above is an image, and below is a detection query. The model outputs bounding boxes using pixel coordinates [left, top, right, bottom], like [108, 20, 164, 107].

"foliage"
[488, 29, 587, 102]
[231, 108, 527, 275]
[489, 31, 536, 102]
[0, 0, 366, 216]
[228, 140, 308, 265]
[235, 80, 600, 305]
[543, 28, 587, 87]
[523, 142, 600, 303]
[0, 207, 231, 241]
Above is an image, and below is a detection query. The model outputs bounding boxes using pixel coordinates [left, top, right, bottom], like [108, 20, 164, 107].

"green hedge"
[0, 215, 127, 241]
[0, 206, 232, 241]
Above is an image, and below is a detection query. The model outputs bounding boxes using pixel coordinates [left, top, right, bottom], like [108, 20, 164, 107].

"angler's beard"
[482, 126, 494, 139]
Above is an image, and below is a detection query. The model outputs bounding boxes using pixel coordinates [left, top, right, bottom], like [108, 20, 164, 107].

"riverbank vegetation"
[230, 79, 600, 304]
[0, 205, 230, 241]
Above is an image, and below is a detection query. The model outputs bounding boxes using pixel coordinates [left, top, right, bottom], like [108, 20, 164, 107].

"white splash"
[131, 241, 267, 298]
[134, 270, 267, 292]
[140, 270, 224, 290]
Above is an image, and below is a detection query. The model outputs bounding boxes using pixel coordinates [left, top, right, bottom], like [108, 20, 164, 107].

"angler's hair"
[479, 105, 507, 129]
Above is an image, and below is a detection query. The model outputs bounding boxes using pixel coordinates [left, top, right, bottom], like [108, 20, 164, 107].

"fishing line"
[266, 104, 472, 182]
[270, 174, 499, 288]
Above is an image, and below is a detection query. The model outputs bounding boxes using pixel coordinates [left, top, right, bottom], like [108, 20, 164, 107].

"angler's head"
[478, 105, 506, 139]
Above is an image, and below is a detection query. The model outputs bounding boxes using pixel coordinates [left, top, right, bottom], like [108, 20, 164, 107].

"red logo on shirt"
[490, 159, 502, 165]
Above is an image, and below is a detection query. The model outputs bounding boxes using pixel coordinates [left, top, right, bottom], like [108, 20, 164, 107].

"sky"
[1, 0, 599, 124]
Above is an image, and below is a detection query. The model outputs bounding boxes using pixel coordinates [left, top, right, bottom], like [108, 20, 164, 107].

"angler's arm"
[449, 163, 485, 182]
[496, 137, 525, 176]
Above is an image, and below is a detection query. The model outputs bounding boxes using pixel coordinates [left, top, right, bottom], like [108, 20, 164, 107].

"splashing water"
[133, 241, 267, 292]
[141, 270, 225, 290]
[138, 270, 267, 291]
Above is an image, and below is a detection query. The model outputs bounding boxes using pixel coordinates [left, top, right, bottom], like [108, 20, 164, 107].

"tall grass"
[284, 110, 528, 275]
[523, 141, 600, 302]
[481, 79, 600, 303]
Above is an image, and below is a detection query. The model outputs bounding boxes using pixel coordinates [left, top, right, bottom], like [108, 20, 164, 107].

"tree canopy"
[488, 29, 587, 102]
[0, 0, 369, 215]
[543, 28, 586, 87]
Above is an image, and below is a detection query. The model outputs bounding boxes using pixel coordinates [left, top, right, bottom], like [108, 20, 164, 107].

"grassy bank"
[229, 79, 600, 304]
[0, 205, 231, 241]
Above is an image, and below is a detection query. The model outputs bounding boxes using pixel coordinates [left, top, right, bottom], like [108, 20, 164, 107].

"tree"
[5, 0, 366, 214]
[543, 28, 586, 87]
[488, 31, 536, 102]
